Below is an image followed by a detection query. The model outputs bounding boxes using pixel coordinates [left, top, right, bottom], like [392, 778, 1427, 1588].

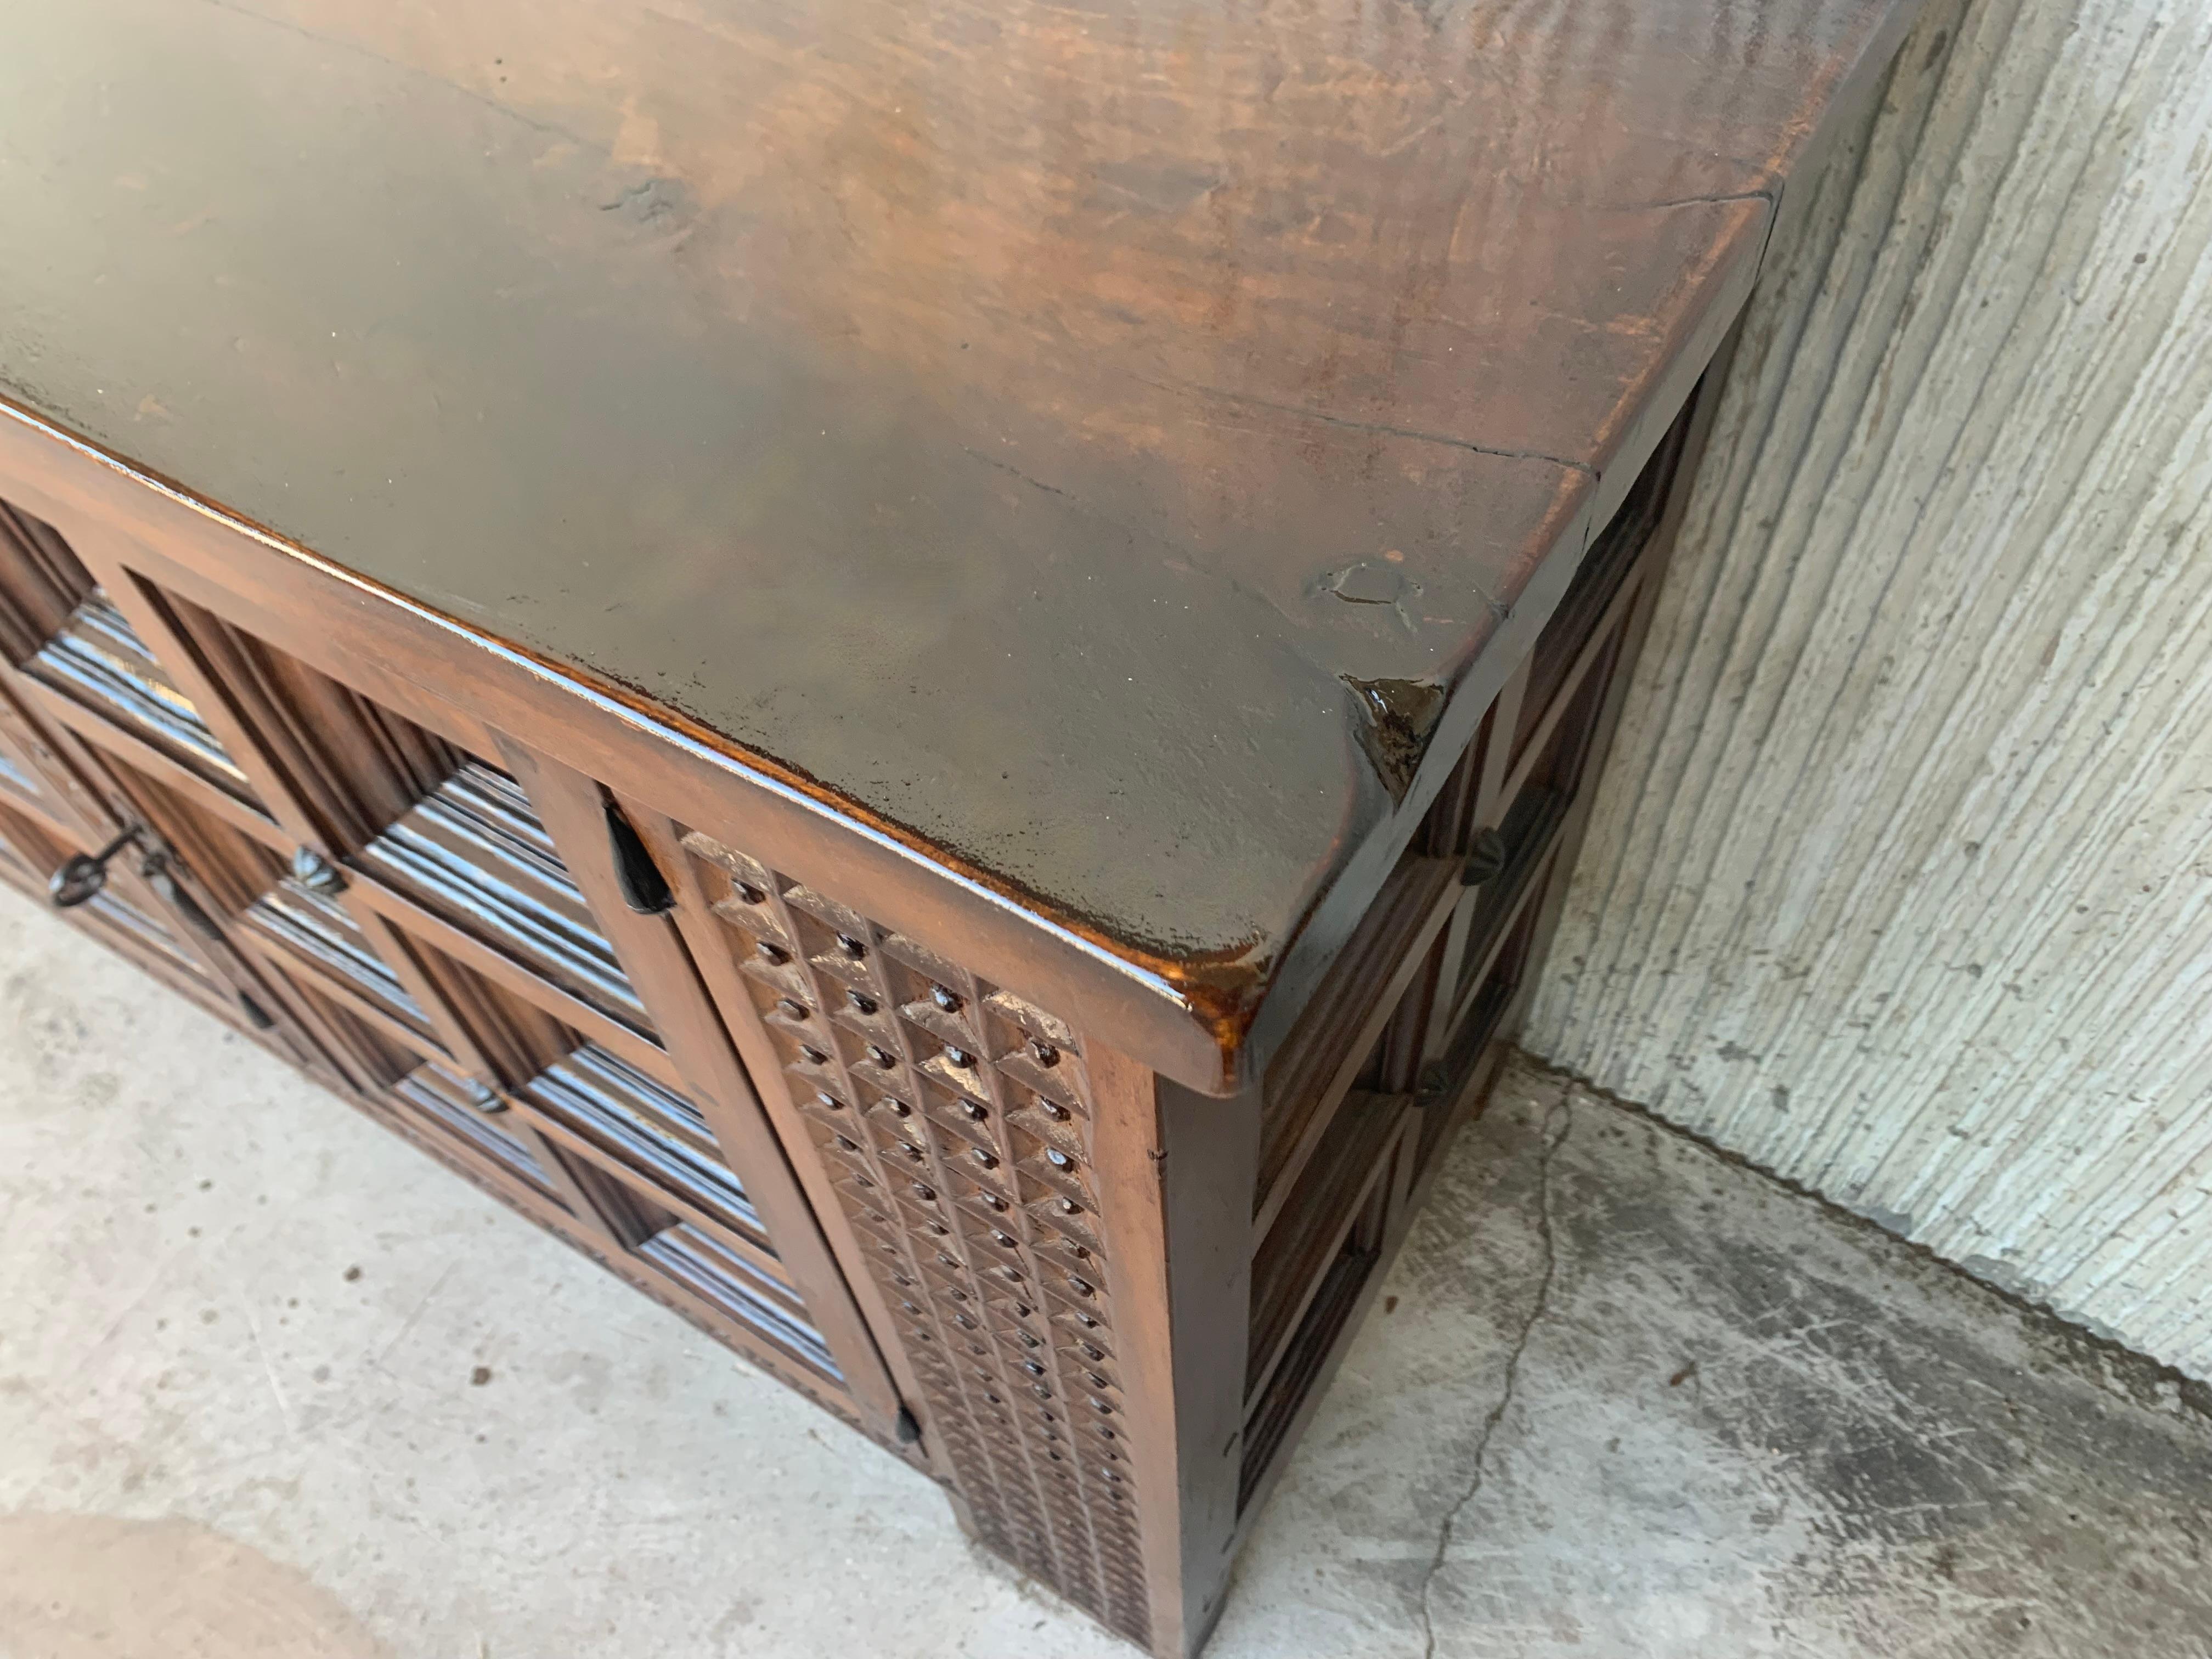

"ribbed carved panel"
[521, 1043, 772, 1248]
[27, 594, 258, 802]
[679, 828, 1150, 1647]
[388, 1055, 566, 1203]
[356, 759, 656, 1041]
[243, 876, 441, 1048]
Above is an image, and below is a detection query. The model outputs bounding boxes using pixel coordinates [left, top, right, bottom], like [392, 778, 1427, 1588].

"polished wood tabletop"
[0, 0, 1912, 1062]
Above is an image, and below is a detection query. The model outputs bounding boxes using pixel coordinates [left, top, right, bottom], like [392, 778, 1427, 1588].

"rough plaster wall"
[1524, 0, 2212, 1376]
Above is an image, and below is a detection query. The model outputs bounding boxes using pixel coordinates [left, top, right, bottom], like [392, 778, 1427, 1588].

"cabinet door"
[30, 510, 912, 1447]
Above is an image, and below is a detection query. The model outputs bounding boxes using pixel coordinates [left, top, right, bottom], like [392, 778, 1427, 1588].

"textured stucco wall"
[1524, 0, 2212, 1376]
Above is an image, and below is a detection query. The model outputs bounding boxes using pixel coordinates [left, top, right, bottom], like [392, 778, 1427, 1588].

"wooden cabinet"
[0, 1, 1921, 1651]
[0, 372, 1707, 1646]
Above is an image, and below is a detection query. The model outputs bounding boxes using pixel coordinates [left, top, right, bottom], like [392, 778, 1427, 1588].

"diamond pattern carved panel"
[678, 828, 1151, 1647]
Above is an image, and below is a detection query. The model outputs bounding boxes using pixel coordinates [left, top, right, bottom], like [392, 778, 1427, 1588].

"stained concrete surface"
[2, 891, 2208, 1659]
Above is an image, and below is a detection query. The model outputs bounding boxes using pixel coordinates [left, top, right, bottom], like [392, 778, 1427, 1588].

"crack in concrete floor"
[1414, 1099, 1568, 1659]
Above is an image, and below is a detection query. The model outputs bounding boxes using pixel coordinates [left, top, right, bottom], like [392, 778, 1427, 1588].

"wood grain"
[0, 0, 1918, 1085]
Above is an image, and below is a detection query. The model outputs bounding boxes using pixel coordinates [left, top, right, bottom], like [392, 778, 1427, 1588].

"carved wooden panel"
[388, 1052, 572, 1205]
[0, 500, 262, 815]
[27, 592, 258, 805]
[241, 874, 447, 1056]
[356, 759, 656, 1043]
[676, 827, 1152, 1646]
[519, 1043, 771, 1253]
[0, 499, 88, 666]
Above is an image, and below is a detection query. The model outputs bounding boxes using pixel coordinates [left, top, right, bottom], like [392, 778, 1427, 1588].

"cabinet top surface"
[1, 0, 1906, 1045]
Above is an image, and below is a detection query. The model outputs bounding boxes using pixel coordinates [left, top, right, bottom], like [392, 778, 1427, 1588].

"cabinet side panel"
[673, 825, 1156, 1647]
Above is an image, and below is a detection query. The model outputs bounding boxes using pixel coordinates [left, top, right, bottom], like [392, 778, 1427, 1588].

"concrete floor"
[3, 892, 2209, 1658]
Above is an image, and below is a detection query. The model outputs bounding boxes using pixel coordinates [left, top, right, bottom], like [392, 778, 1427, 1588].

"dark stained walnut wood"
[0, 0, 1917, 1090]
[0, 4, 1922, 1653]
[673, 819, 1157, 1638]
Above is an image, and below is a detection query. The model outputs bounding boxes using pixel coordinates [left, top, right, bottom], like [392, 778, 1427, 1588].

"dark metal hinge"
[605, 798, 674, 915]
